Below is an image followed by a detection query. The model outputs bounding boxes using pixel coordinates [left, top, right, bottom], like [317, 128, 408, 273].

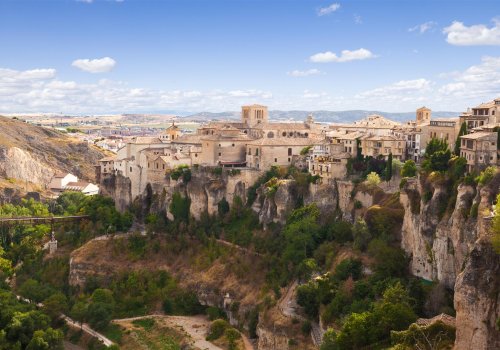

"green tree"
[352, 218, 371, 251]
[169, 192, 191, 223]
[86, 302, 113, 331]
[401, 160, 417, 178]
[321, 328, 338, 350]
[70, 302, 88, 329]
[454, 122, 467, 155]
[42, 292, 68, 320]
[385, 153, 393, 182]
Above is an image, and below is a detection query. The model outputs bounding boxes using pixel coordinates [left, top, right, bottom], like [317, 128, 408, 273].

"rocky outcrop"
[400, 177, 483, 288]
[454, 238, 500, 350]
[0, 147, 55, 186]
[256, 324, 290, 350]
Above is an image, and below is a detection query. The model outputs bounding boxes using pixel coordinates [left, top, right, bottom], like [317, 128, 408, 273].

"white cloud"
[317, 3, 340, 16]
[356, 79, 432, 99]
[0, 66, 273, 113]
[287, 69, 322, 77]
[71, 57, 116, 73]
[443, 19, 500, 45]
[310, 48, 376, 63]
[408, 21, 436, 34]
[438, 56, 500, 97]
[76, 0, 93, 3]
[354, 14, 362, 24]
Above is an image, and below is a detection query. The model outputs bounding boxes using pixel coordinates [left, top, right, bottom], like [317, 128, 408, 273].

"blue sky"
[0, 0, 499, 114]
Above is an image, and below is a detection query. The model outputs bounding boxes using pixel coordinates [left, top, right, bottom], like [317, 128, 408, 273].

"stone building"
[460, 97, 500, 131]
[421, 118, 460, 151]
[242, 104, 268, 127]
[360, 134, 406, 160]
[200, 125, 252, 167]
[459, 131, 498, 173]
[246, 137, 316, 170]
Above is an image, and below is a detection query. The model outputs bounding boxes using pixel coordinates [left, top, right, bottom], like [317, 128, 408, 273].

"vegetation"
[492, 193, 500, 254]
[422, 138, 451, 172]
[170, 164, 191, 183]
[401, 160, 417, 178]
[366, 172, 381, 187]
[476, 166, 497, 185]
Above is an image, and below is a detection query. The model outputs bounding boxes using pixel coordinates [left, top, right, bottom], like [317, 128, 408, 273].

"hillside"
[0, 116, 110, 194]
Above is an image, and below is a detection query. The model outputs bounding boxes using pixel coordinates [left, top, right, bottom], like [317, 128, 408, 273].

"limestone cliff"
[454, 237, 500, 350]
[399, 176, 494, 288]
[101, 167, 260, 220]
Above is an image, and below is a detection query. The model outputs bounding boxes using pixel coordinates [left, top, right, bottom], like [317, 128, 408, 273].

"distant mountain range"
[182, 110, 460, 123]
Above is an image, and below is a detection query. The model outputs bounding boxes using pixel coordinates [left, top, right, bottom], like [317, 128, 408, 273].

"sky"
[0, 0, 500, 114]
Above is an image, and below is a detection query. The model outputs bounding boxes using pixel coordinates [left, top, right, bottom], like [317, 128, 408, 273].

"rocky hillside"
[0, 116, 109, 194]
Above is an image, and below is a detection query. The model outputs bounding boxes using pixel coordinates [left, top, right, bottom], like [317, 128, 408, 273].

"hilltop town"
[96, 98, 500, 200]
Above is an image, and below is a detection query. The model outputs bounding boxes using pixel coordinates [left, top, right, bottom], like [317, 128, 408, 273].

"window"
[130, 167, 132, 172]
[288, 157, 291, 162]
[255, 149, 259, 156]
[274, 158, 277, 162]
[288, 148, 292, 156]
[218, 152, 221, 156]
[163, 164, 165, 170]
[267, 132, 274, 138]
[282, 132, 286, 137]
[195, 154, 198, 157]
[148, 162, 150, 168]
[248, 148, 251, 155]
[218, 144, 221, 147]
[232, 143, 235, 147]
[156, 163, 158, 169]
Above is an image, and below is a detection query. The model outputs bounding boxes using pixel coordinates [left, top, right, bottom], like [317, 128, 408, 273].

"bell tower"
[242, 104, 268, 127]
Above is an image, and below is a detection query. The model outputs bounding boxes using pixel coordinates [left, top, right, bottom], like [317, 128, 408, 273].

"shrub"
[170, 165, 191, 183]
[206, 319, 230, 341]
[366, 172, 381, 187]
[301, 320, 312, 335]
[399, 178, 408, 189]
[354, 200, 363, 209]
[206, 306, 227, 321]
[476, 166, 496, 185]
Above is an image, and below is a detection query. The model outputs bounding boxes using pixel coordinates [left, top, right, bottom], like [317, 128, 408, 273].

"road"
[14, 295, 114, 347]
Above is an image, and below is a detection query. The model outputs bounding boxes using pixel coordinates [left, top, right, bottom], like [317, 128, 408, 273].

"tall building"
[416, 107, 431, 125]
[241, 104, 268, 127]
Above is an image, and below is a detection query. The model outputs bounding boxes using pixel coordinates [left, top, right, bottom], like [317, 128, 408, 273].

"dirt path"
[114, 315, 221, 350]
[114, 314, 255, 350]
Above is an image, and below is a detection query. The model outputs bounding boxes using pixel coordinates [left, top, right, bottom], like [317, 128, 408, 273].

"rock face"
[256, 324, 291, 350]
[454, 238, 500, 350]
[399, 177, 481, 288]
[101, 168, 261, 219]
[0, 147, 55, 186]
[0, 116, 108, 188]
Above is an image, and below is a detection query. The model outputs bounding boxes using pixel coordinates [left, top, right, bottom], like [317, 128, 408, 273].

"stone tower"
[416, 106, 431, 125]
[241, 104, 268, 127]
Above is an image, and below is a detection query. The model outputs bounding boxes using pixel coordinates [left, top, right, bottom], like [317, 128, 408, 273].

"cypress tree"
[386, 153, 393, 182]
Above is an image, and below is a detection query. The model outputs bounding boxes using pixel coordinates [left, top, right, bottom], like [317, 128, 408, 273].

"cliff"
[454, 237, 500, 349]
[0, 116, 108, 190]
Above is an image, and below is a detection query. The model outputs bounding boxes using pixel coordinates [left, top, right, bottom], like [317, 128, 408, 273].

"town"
[94, 98, 499, 201]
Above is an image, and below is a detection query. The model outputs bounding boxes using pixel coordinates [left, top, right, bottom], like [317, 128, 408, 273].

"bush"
[301, 320, 312, 335]
[476, 166, 496, 185]
[366, 172, 381, 187]
[399, 178, 408, 189]
[354, 200, 363, 209]
[206, 319, 229, 341]
[334, 258, 363, 280]
[206, 306, 227, 321]
[170, 165, 191, 183]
